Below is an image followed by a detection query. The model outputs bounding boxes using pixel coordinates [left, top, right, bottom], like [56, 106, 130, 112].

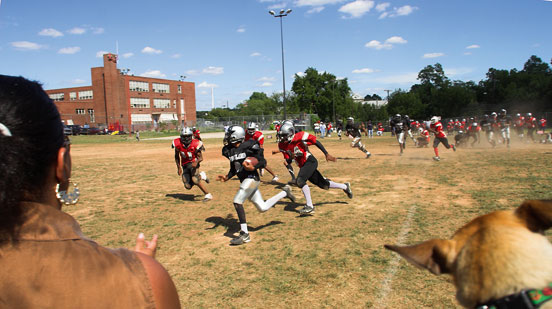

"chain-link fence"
[195, 114, 316, 132]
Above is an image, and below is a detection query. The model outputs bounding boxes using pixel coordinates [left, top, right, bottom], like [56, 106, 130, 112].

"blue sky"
[1, 0, 551, 111]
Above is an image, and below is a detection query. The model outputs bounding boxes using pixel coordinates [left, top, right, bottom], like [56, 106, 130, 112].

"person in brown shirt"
[0, 75, 180, 308]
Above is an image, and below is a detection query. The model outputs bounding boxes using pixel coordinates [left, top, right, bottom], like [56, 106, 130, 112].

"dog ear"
[515, 200, 552, 233]
[384, 239, 454, 275]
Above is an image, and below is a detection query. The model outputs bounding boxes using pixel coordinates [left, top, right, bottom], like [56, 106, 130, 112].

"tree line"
[198, 55, 552, 122]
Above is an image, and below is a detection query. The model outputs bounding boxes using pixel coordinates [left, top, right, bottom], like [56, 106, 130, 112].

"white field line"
[374, 204, 417, 309]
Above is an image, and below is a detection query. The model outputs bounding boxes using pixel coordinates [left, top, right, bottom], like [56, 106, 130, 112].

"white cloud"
[11, 41, 44, 50]
[257, 76, 275, 81]
[385, 36, 407, 44]
[250, 52, 262, 57]
[395, 5, 416, 16]
[464, 52, 472, 56]
[296, 0, 347, 6]
[259, 82, 273, 87]
[338, 0, 374, 18]
[352, 68, 375, 74]
[379, 5, 418, 19]
[466, 44, 480, 49]
[71, 79, 86, 84]
[307, 6, 325, 14]
[237, 26, 246, 33]
[446, 67, 474, 77]
[140, 70, 166, 78]
[92, 27, 104, 34]
[202, 66, 224, 75]
[268, 3, 288, 10]
[68, 27, 86, 35]
[122, 52, 134, 58]
[58, 46, 81, 54]
[96, 50, 109, 57]
[369, 72, 418, 84]
[365, 40, 391, 50]
[375, 2, 390, 11]
[423, 52, 445, 58]
[171, 53, 182, 58]
[197, 81, 219, 88]
[186, 69, 200, 76]
[141, 46, 162, 54]
[295, 72, 306, 77]
[39, 28, 63, 37]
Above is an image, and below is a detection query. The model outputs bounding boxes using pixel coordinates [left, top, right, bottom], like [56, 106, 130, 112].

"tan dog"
[385, 200, 552, 308]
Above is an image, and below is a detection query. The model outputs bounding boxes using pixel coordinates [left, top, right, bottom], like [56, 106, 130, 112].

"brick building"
[46, 53, 196, 132]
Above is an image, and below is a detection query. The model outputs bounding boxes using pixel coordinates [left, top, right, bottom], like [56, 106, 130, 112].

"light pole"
[269, 9, 292, 120]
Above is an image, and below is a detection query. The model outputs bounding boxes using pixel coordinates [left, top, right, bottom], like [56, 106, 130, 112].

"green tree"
[386, 90, 425, 119]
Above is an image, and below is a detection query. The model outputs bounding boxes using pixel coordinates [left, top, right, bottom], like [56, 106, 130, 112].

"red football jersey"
[430, 122, 447, 138]
[245, 130, 264, 145]
[173, 138, 204, 165]
[526, 117, 536, 128]
[285, 131, 317, 167]
[278, 141, 292, 160]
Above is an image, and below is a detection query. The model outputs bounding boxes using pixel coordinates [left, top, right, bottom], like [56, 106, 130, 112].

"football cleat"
[271, 175, 279, 182]
[344, 182, 353, 199]
[203, 193, 213, 202]
[432, 156, 441, 161]
[299, 205, 315, 215]
[366, 152, 371, 158]
[230, 231, 250, 245]
[283, 185, 296, 203]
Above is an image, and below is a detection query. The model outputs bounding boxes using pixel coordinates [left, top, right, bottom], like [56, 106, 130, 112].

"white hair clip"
[0, 123, 12, 137]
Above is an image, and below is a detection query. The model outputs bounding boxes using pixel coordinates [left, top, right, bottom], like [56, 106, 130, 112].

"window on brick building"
[129, 81, 149, 92]
[78, 90, 93, 100]
[130, 97, 150, 108]
[153, 98, 171, 109]
[88, 109, 95, 123]
[152, 83, 170, 93]
[178, 85, 182, 94]
[49, 93, 64, 102]
[76, 109, 85, 115]
[69, 92, 77, 100]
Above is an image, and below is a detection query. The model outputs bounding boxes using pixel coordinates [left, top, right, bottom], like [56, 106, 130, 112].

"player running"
[525, 112, 537, 143]
[480, 114, 496, 147]
[172, 127, 212, 202]
[345, 117, 371, 158]
[245, 122, 279, 182]
[218, 126, 295, 245]
[390, 114, 408, 155]
[428, 116, 456, 161]
[497, 109, 512, 147]
[277, 123, 353, 215]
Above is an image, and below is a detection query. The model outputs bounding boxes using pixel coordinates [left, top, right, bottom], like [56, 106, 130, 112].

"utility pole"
[384, 89, 391, 101]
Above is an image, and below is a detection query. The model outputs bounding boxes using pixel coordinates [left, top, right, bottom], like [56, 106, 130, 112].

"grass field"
[67, 132, 552, 308]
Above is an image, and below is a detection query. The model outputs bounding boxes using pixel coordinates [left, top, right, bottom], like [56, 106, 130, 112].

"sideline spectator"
[0, 75, 180, 308]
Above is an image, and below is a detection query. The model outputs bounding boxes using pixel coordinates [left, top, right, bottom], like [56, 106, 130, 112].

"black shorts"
[433, 136, 451, 149]
[297, 156, 330, 189]
[181, 163, 200, 189]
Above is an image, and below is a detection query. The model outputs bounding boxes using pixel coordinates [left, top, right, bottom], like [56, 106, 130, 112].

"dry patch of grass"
[67, 134, 552, 308]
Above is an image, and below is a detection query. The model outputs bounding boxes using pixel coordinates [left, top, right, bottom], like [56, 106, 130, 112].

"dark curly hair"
[0, 75, 64, 244]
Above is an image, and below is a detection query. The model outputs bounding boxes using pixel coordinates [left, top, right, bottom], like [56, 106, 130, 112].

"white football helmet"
[247, 122, 257, 135]
[228, 126, 246, 144]
[430, 116, 440, 124]
[180, 127, 193, 145]
[278, 123, 295, 142]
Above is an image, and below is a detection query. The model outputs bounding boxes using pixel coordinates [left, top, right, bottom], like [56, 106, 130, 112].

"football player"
[345, 117, 371, 158]
[218, 126, 295, 245]
[192, 126, 202, 141]
[173, 127, 212, 202]
[390, 114, 408, 155]
[525, 113, 537, 143]
[427, 116, 456, 161]
[466, 117, 481, 147]
[480, 114, 496, 147]
[245, 122, 279, 182]
[497, 109, 512, 147]
[277, 123, 353, 215]
[514, 113, 525, 141]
